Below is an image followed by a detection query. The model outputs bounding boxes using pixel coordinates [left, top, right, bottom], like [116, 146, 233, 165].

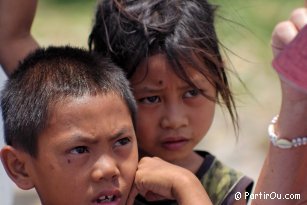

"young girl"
[89, 0, 253, 204]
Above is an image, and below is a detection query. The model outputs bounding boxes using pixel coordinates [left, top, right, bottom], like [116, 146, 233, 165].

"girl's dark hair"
[1, 46, 137, 157]
[89, 0, 238, 131]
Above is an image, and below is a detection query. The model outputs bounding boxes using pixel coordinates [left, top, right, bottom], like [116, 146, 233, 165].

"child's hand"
[271, 7, 307, 58]
[126, 157, 177, 204]
[126, 157, 212, 205]
[271, 6, 307, 96]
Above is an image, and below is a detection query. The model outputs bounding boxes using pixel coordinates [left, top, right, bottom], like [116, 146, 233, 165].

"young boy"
[0, 46, 212, 205]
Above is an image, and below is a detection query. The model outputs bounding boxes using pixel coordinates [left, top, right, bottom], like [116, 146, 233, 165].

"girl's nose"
[160, 103, 188, 129]
[91, 155, 120, 182]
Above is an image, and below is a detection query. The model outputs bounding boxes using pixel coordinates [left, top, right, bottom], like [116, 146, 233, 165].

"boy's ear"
[0, 146, 35, 190]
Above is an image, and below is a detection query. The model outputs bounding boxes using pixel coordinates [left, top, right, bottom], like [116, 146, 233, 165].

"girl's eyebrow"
[134, 80, 208, 93]
[190, 77, 211, 87]
[133, 85, 164, 93]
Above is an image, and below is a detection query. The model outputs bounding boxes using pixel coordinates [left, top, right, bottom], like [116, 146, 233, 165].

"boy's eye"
[184, 89, 200, 98]
[138, 96, 160, 104]
[70, 146, 89, 154]
[114, 137, 131, 147]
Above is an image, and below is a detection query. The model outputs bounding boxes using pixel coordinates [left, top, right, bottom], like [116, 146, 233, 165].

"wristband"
[268, 115, 307, 149]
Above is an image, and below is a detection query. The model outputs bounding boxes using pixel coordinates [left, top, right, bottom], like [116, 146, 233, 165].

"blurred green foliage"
[207, 1, 299, 62]
[33, 0, 96, 47]
[33, 0, 303, 57]
[44, 0, 95, 5]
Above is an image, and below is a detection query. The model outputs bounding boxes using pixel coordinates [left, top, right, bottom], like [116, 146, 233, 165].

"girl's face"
[130, 53, 216, 166]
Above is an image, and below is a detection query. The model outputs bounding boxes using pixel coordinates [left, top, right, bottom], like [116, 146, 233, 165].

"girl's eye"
[114, 137, 131, 147]
[184, 89, 200, 98]
[70, 146, 89, 154]
[138, 96, 160, 104]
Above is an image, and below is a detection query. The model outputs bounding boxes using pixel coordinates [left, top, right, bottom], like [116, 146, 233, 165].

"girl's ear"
[0, 146, 34, 190]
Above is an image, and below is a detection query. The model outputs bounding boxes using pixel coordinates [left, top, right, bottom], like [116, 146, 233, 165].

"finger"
[305, 0, 307, 8]
[145, 191, 169, 201]
[271, 21, 298, 56]
[126, 185, 139, 205]
[290, 8, 307, 30]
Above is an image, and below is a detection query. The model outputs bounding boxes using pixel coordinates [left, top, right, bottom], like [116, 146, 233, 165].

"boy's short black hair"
[1, 46, 137, 157]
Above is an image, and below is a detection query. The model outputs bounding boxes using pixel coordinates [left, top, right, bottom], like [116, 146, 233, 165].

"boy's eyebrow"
[109, 127, 135, 141]
[64, 127, 134, 144]
[66, 135, 99, 144]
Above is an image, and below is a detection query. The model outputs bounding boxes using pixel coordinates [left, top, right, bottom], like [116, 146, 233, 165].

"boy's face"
[130, 53, 216, 166]
[25, 94, 138, 205]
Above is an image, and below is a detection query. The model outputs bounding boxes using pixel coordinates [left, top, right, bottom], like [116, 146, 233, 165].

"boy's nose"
[91, 155, 120, 182]
[160, 103, 188, 129]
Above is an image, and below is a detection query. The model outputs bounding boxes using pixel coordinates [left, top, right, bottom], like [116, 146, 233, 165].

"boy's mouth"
[95, 195, 116, 203]
[92, 190, 121, 204]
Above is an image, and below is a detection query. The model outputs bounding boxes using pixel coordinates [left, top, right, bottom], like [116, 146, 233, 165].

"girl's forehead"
[130, 54, 212, 91]
[130, 53, 208, 84]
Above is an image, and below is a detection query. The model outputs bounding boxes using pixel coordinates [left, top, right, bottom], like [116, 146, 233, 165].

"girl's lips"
[161, 137, 189, 150]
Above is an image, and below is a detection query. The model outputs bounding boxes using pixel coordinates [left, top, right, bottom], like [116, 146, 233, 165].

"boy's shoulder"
[196, 150, 254, 205]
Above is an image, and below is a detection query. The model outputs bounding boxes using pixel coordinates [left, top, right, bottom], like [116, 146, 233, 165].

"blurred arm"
[0, 0, 39, 75]
[253, 7, 307, 205]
